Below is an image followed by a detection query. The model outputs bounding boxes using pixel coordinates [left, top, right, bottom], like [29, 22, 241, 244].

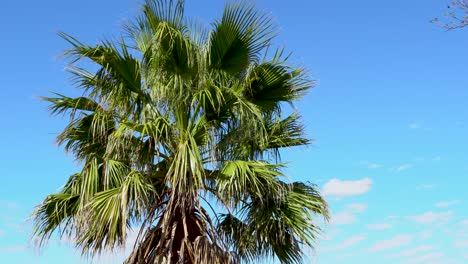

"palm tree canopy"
[33, 1, 329, 263]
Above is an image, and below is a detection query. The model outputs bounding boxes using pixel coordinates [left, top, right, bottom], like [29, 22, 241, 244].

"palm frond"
[218, 181, 328, 264]
[41, 93, 102, 118]
[75, 170, 156, 255]
[265, 113, 310, 150]
[245, 60, 313, 113]
[217, 160, 284, 207]
[209, 1, 276, 74]
[33, 192, 80, 246]
[32, 173, 81, 246]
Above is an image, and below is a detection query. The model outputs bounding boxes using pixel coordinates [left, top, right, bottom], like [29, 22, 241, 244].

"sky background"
[0, 0, 467, 263]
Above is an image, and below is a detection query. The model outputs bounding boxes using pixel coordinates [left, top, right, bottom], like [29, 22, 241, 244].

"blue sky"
[1, 0, 467, 263]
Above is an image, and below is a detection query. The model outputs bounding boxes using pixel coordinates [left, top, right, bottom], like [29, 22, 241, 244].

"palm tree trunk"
[169, 206, 202, 264]
[127, 197, 203, 264]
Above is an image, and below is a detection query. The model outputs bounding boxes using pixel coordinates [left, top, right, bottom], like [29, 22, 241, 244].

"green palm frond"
[143, 0, 185, 32]
[245, 61, 311, 112]
[33, 191, 80, 245]
[209, 1, 276, 74]
[76, 170, 156, 254]
[56, 111, 115, 160]
[218, 181, 328, 264]
[217, 160, 283, 207]
[265, 113, 310, 150]
[60, 33, 142, 94]
[41, 93, 102, 118]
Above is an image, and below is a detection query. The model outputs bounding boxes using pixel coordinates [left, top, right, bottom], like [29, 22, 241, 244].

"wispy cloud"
[407, 211, 453, 225]
[331, 203, 368, 225]
[391, 245, 434, 258]
[366, 234, 412, 252]
[331, 234, 367, 251]
[321, 227, 341, 241]
[434, 200, 460, 208]
[417, 230, 433, 240]
[455, 240, 468, 248]
[331, 211, 357, 225]
[360, 161, 382, 169]
[393, 164, 412, 172]
[367, 223, 392, 231]
[402, 252, 444, 264]
[346, 203, 368, 213]
[322, 178, 372, 198]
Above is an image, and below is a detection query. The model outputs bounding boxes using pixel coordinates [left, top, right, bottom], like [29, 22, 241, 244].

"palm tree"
[32, 0, 329, 263]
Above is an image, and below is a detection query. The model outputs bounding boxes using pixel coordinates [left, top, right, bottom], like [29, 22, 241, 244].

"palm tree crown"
[33, 0, 329, 263]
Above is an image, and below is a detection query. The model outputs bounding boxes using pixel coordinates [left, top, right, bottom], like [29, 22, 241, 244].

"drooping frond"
[32, 173, 81, 246]
[217, 160, 284, 207]
[41, 93, 102, 118]
[55, 111, 115, 160]
[75, 170, 157, 255]
[218, 181, 328, 264]
[265, 113, 310, 150]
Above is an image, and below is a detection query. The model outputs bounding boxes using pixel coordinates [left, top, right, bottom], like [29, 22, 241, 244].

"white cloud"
[417, 230, 433, 240]
[360, 161, 382, 169]
[322, 178, 372, 197]
[346, 203, 368, 213]
[367, 163, 381, 169]
[366, 234, 412, 252]
[403, 252, 444, 264]
[331, 211, 356, 225]
[321, 227, 341, 241]
[393, 245, 434, 257]
[335, 234, 367, 250]
[394, 164, 412, 172]
[455, 240, 468, 248]
[331, 203, 368, 226]
[434, 200, 460, 208]
[407, 211, 453, 225]
[367, 223, 392, 231]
